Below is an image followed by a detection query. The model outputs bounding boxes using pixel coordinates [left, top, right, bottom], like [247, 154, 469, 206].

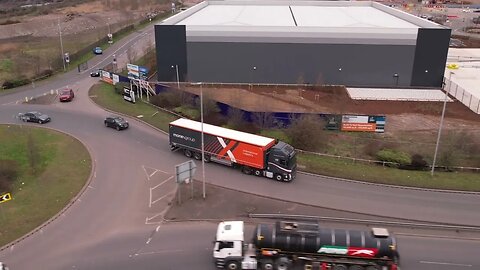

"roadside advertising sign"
[341, 115, 385, 133]
[127, 63, 140, 80]
[101, 71, 113, 85]
[123, 87, 136, 103]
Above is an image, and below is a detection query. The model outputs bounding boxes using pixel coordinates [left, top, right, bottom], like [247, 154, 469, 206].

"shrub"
[2, 77, 30, 89]
[174, 105, 200, 120]
[410, 154, 428, 169]
[286, 115, 328, 152]
[151, 91, 183, 108]
[376, 149, 411, 167]
[114, 82, 130, 95]
[37, 69, 53, 79]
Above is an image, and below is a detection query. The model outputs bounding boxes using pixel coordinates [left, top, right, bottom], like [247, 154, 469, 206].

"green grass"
[298, 153, 480, 191]
[90, 83, 480, 192]
[89, 83, 177, 131]
[0, 125, 91, 246]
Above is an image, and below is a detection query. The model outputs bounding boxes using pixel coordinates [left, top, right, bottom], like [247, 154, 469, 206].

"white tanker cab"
[213, 221, 400, 270]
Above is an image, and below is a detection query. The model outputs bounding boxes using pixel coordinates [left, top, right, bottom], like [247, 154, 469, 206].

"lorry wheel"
[274, 257, 291, 270]
[193, 152, 201, 160]
[184, 149, 192, 158]
[254, 169, 262, 177]
[242, 166, 253, 175]
[225, 260, 240, 270]
[260, 259, 274, 270]
[348, 265, 365, 270]
[274, 174, 283, 181]
[333, 264, 348, 270]
[204, 154, 211, 163]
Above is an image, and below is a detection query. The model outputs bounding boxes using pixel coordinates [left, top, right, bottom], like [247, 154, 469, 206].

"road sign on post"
[175, 160, 196, 204]
[0, 193, 12, 204]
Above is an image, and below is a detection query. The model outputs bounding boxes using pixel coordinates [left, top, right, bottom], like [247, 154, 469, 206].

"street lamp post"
[58, 18, 66, 71]
[191, 82, 206, 199]
[171, 65, 180, 88]
[393, 73, 399, 86]
[431, 70, 454, 176]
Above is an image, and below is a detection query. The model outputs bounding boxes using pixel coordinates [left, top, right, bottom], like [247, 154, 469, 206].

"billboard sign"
[101, 70, 113, 85]
[341, 115, 385, 133]
[127, 63, 140, 80]
[123, 87, 136, 103]
[139, 66, 149, 80]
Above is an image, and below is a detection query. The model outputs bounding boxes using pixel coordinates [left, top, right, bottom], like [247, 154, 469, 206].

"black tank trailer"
[252, 220, 400, 270]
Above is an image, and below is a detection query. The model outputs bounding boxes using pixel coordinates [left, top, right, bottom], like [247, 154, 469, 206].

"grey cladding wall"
[186, 42, 416, 87]
[411, 28, 451, 87]
[155, 25, 188, 82]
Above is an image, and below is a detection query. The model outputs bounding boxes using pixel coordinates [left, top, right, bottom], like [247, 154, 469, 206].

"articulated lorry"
[169, 118, 296, 182]
[213, 220, 400, 270]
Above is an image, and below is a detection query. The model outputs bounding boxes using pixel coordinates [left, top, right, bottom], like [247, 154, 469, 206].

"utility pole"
[58, 18, 66, 71]
[431, 70, 454, 176]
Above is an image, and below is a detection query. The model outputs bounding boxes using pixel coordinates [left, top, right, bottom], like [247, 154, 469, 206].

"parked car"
[18, 111, 51, 124]
[59, 88, 74, 102]
[104, 116, 129, 130]
[93, 46, 103, 55]
[90, 70, 101, 77]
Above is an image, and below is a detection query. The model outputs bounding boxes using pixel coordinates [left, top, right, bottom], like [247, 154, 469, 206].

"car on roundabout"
[90, 70, 101, 77]
[18, 111, 51, 124]
[104, 116, 129, 130]
[59, 88, 74, 102]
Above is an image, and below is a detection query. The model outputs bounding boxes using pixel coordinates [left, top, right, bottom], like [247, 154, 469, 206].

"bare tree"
[286, 114, 328, 152]
[252, 111, 275, 129]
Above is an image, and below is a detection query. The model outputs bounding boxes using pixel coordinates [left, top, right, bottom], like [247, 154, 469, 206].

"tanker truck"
[213, 220, 400, 270]
[169, 118, 296, 182]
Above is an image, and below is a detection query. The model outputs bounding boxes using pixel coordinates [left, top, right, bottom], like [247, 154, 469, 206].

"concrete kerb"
[159, 180, 479, 228]
[0, 126, 96, 252]
[298, 171, 480, 195]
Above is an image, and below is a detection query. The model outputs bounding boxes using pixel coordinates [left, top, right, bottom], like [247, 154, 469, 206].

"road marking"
[149, 170, 157, 178]
[151, 193, 170, 206]
[146, 237, 152, 244]
[156, 225, 161, 232]
[151, 176, 173, 190]
[420, 261, 472, 267]
[134, 249, 184, 256]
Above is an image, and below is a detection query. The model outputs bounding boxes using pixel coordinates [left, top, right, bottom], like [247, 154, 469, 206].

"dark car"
[104, 116, 129, 130]
[90, 70, 101, 77]
[93, 46, 103, 55]
[59, 88, 74, 102]
[18, 111, 51, 124]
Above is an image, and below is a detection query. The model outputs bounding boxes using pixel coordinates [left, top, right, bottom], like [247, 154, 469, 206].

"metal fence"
[447, 78, 480, 114]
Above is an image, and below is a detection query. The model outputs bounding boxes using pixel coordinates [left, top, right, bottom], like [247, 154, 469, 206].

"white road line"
[146, 237, 152, 244]
[149, 170, 158, 178]
[151, 193, 171, 206]
[135, 249, 184, 256]
[155, 225, 161, 232]
[420, 261, 472, 267]
[151, 176, 173, 190]
[149, 187, 152, 208]
[145, 212, 163, 224]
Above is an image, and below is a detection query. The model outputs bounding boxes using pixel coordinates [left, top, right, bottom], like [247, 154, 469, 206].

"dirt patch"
[24, 93, 57, 105]
[184, 85, 480, 133]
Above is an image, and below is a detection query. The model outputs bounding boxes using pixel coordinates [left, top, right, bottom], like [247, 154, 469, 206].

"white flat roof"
[446, 48, 480, 114]
[170, 118, 276, 147]
[177, 5, 419, 29]
[347, 88, 453, 102]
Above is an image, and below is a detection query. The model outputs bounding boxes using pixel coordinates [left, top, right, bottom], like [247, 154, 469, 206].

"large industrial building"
[155, 0, 451, 88]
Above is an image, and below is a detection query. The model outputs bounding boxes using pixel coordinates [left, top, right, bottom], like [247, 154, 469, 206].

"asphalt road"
[0, 17, 479, 270]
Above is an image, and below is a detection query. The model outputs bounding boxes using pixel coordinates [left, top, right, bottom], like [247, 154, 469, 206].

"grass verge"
[89, 83, 177, 131]
[0, 125, 91, 247]
[89, 82, 480, 191]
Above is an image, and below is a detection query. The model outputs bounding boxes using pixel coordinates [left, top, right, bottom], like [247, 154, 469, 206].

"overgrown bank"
[90, 82, 480, 191]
